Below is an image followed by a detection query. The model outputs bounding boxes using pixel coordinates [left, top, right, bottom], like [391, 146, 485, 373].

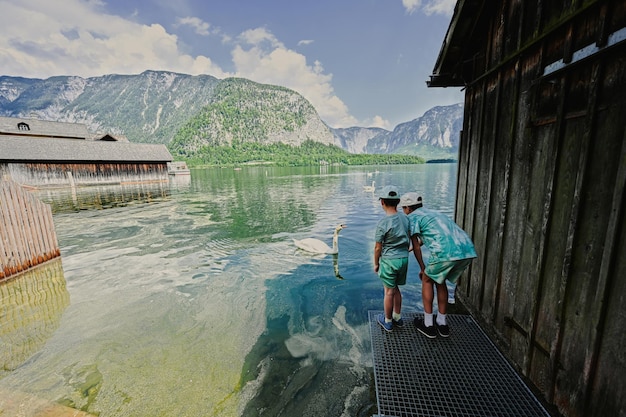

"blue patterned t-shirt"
[408, 208, 477, 264]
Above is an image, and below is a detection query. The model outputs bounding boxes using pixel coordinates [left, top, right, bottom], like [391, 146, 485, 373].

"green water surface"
[0, 164, 457, 417]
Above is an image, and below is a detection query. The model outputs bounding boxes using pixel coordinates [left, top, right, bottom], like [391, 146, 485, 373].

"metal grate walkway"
[369, 311, 551, 417]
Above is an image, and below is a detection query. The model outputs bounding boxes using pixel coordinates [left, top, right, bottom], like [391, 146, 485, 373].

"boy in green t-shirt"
[374, 185, 410, 332]
[401, 192, 477, 338]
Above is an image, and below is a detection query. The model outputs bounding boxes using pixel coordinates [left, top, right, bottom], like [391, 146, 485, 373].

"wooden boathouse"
[1, 116, 173, 280]
[427, 1, 625, 416]
[0, 116, 173, 188]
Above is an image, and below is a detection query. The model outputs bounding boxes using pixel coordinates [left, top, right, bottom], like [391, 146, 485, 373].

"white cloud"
[423, 0, 456, 16]
[0, 0, 228, 79]
[366, 116, 392, 130]
[402, 0, 422, 14]
[0, 0, 357, 127]
[175, 16, 211, 36]
[402, 0, 455, 16]
[297, 39, 314, 46]
[231, 28, 357, 127]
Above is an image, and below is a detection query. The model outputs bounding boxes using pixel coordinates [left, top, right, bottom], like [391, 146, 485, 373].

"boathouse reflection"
[0, 259, 69, 378]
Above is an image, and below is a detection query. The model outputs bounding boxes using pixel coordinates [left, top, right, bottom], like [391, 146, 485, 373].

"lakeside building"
[0, 116, 172, 188]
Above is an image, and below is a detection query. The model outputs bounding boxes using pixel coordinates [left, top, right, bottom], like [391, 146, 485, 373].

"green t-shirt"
[375, 212, 410, 258]
[408, 207, 477, 263]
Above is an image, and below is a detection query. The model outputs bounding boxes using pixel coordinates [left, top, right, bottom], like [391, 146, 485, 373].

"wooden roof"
[0, 136, 172, 163]
[0, 116, 171, 163]
[0, 116, 90, 139]
[427, 0, 488, 87]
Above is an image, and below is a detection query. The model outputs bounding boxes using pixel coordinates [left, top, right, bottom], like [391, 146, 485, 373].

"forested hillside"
[0, 71, 463, 163]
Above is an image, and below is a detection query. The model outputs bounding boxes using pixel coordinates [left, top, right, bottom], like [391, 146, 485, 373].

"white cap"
[400, 192, 422, 207]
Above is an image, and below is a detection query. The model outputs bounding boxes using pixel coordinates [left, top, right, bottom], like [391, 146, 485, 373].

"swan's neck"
[332, 230, 339, 251]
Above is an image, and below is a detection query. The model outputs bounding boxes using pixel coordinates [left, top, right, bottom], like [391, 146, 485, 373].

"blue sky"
[0, 0, 463, 129]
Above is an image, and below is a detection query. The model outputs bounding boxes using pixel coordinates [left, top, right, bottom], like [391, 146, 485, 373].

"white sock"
[385, 317, 393, 324]
[424, 312, 433, 327]
[437, 313, 447, 326]
[392, 312, 402, 321]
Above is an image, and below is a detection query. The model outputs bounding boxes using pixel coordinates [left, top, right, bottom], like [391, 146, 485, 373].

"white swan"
[363, 181, 375, 192]
[293, 224, 346, 254]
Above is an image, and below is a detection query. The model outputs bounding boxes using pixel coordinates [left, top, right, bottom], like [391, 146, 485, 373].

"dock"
[369, 311, 551, 417]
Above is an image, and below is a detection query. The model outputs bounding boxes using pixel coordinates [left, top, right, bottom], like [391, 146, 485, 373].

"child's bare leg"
[383, 286, 395, 319]
[393, 287, 402, 316]
[421, 273, 434, 314]
[436, 282, 448, 315]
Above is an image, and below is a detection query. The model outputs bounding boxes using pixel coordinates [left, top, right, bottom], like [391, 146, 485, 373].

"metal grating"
[369, 311, 551, 417]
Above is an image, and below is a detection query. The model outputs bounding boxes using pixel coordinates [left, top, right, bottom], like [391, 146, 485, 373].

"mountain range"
[0, 71, 463, 161]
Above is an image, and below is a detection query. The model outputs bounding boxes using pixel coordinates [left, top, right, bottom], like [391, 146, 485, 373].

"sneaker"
[437, 323, 450, 338]
[377, 314, 393, 332]
[393, 318, 405, 328]
[413, 317, 437, 339]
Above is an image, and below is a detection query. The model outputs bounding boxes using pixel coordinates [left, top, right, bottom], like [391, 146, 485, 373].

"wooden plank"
[43, 201, 60, 259]
[0, 182, 13, 279]
[500, 76, 536, 370]
[29, 191, 48, 262]
[17, 183, 39, 266]
[9, 179, 34, 270]
[30, 192, 49, 262]
[30, 191, 55, 262]
[0, 181, 23, 275]
[521, 74, 568, 384]
[490, 60, 521, 329]
[546, 63, 600, 410]
[466, 82, 486, 305]
[478, 72, 501, 317]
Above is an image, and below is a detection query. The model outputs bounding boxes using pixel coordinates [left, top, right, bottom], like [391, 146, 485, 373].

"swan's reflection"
[333, 254, 343, 280]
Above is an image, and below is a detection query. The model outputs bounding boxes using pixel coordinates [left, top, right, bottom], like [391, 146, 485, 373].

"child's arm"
[374, 242, 382, 273]
[411, 235, 426, 272]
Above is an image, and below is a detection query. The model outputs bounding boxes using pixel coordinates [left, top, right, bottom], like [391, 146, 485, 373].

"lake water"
[0, 163, 457, 417]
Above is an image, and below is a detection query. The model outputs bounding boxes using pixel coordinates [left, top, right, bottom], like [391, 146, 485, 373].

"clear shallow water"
[0, 164, 457, 417]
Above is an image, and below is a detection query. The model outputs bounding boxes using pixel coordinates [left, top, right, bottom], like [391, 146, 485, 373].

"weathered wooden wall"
[2, 162, 169, 189]
[0, 178, 60, 281]
[455, 1, 626, 416]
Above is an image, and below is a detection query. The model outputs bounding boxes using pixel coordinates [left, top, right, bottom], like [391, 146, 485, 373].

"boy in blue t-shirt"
[374, 185, 410, 332]
[401, 192, 477, 338]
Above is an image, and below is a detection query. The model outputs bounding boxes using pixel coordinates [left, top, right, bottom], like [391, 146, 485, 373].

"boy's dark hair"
[381, 198, 400, 207]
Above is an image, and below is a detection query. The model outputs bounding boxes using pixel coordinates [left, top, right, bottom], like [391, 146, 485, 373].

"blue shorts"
[425, 258, 473, 285]
[378, 257, 408, 288]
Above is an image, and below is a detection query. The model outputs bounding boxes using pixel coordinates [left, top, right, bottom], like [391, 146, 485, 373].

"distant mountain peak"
[0, 71, 463, 160]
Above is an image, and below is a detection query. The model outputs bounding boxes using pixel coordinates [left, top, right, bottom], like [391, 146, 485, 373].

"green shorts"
[425, 258, 473, 285]
[378, 257, 408, 288]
